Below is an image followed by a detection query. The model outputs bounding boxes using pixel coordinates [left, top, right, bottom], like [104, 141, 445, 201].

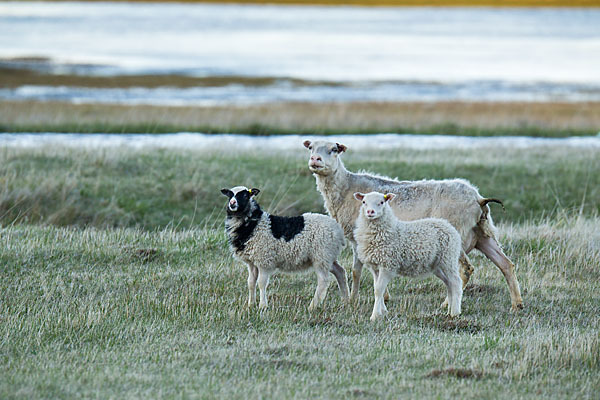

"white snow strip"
[1, 133, 599, 151]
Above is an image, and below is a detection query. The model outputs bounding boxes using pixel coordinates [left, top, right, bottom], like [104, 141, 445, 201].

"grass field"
[0, 144, 598, 229]
[1, 205, 599, 398]
[2, 100, 600, 137]
[1, 143, 599, 398]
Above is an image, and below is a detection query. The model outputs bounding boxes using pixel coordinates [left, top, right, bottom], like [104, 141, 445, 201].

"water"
[2, 133, 599, 151]
[3, 80, 599, 106]
[1, 2, 600, 104]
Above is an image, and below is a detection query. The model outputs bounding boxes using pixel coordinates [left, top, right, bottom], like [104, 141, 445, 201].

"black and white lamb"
[221, 186, 349, 310]
[353, 191, 463, 321]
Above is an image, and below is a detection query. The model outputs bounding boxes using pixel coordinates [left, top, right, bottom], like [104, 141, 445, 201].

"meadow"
[2, 100, 600, 137]
[1, 143, 599, 398]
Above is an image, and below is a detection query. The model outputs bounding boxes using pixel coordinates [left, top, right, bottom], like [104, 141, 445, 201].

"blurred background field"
[0, 143, 598, 229]
[2, 3, 600, 136]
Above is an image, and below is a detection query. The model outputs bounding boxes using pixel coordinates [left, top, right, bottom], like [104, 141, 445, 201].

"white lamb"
[303, 139, 523, 311]
[221, 186, 349, 310]
[353, 191, 463, 321]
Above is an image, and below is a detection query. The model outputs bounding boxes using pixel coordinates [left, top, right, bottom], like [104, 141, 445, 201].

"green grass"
[1, 143, 599, 398]
[0, 144, 598, 229]
[2, 123, 598, 138]
[1, 215, 599, 398]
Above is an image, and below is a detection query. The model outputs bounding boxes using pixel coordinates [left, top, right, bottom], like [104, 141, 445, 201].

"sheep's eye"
[362, 201, 365, 204]
[308, 146, 312, 150]
[380, 201, 384, 205]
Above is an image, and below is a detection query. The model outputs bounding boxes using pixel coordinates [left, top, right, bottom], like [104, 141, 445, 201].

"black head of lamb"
[221, 186, 261, 218]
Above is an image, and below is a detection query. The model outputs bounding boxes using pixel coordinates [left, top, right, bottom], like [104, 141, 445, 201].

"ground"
[0, 145, 599, 398]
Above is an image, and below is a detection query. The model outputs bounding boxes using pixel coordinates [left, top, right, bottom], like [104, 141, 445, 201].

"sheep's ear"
[383, 193, 396, 202]
[250, 188, 260, 197]
[303, 140, 312, 149]
[221, 188, 234, 198]
[353, 192, 364, 201]
[336, 143, 347, 153]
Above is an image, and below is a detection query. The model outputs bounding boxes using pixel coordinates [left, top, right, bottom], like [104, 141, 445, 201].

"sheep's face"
[221, 186, 260, 216]
[303, 140, 347, 176]
[354, 192, 396, 220]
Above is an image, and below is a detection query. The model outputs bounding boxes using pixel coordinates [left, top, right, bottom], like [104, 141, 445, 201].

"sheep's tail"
[479, 198, 505, 211]
[477, 198, 503, 238]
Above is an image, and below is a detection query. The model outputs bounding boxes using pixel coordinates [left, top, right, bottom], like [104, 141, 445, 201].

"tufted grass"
[1, 143, 599, 398]
[1, 214, 599, 399]
[0, 144, 598, 229]
[2, 101, 600, 137]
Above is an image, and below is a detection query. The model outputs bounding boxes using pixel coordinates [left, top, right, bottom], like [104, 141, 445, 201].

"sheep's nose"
[366, 209, 375, 216]
[310, 155, 322, 162]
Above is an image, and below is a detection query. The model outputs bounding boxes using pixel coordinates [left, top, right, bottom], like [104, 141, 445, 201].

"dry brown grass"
[2, 100, 599, 133]
[0, 67, 333, 89]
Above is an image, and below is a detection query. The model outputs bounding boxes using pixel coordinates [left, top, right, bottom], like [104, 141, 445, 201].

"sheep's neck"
[315, 163, 351, 221]
[226, 203, 264, 252]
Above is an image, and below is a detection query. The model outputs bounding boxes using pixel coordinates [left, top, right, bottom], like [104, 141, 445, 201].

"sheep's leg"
[350, 242, 390, 302]
[475, 236, 524, 311]
[349, 242, 363, 302]
[446, 268, 463, 317]
[309, 269, 331, 311]
[459, 252, 475, 289]
[257, 269, 272, 309]
[442, 252, 474, 309]
[330, 261, 350, 301]
[433, 268, 452, 315]
[370, 268, 392, 322]
[247, 264, 259, 307]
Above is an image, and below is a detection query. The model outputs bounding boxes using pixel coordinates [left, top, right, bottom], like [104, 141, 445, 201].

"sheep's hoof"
[370, 312, 386, 322]
[511, 302, 524, 311]
[258, 303, 268, 310]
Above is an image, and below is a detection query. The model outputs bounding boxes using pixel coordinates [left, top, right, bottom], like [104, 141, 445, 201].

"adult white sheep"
[221, 185, 349, 310]
[354, 191, 463, 321]
[303, 140, 523, 311]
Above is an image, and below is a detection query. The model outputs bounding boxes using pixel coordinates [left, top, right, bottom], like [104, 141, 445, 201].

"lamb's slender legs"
[350, 242, 389, 302]
[330, 261, 350, 301]
[475, 236, 524, 310]
[247, 264, 259, 307]
[441, 252, 474, 309]
[370, 268, 393, 321]
[434, 268, 462, 316]
[257, 269, 272, 309]
[309, 269, 331, 311]
[449, 272, 463, 317]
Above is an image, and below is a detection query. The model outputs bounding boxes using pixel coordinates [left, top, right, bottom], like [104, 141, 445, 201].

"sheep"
[303, 139, 523, 311]
[353, 191, 463, 320]
[221, 185, 349, 310]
